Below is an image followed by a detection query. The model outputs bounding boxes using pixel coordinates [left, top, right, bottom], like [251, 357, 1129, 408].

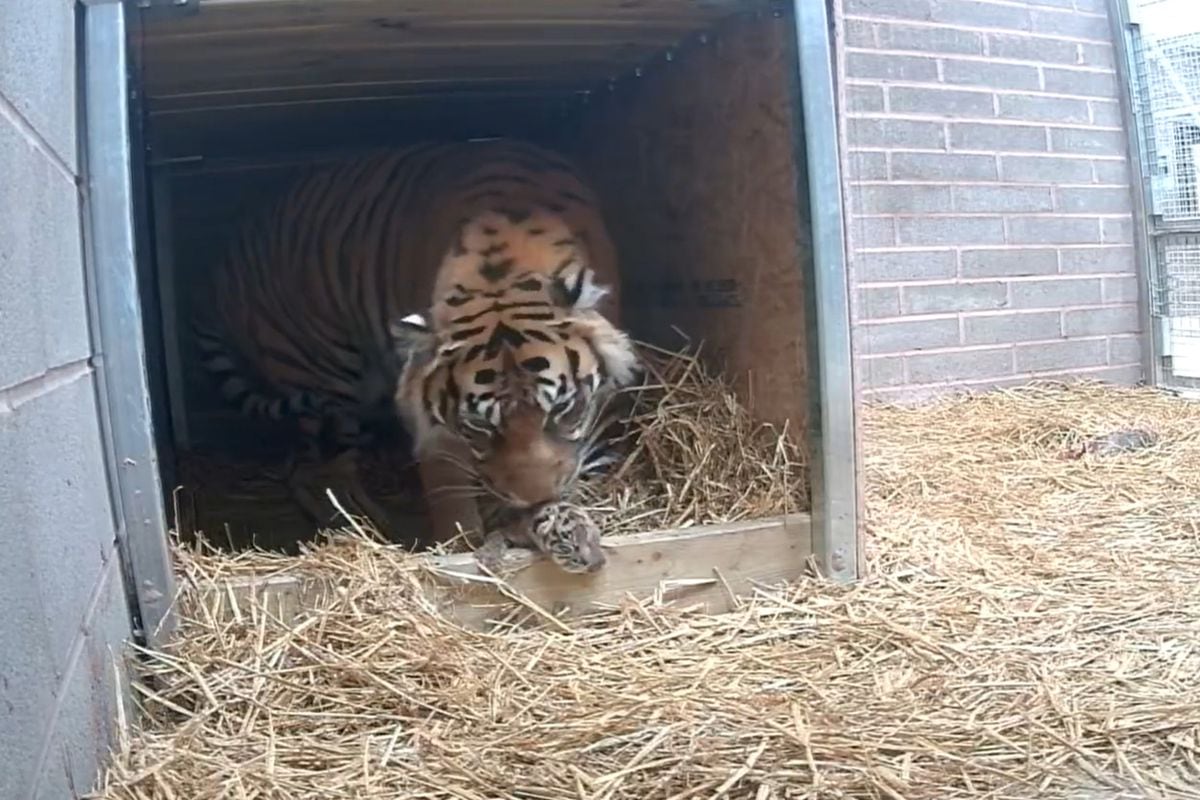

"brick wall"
[840, 0, 1144, 402]
[0, 2, 132, 797]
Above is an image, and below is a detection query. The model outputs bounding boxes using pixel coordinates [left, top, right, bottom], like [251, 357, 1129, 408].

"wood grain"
[578, 15, 812, 434]
[197, 514, 812, 628]
[424, 514, 813, 629]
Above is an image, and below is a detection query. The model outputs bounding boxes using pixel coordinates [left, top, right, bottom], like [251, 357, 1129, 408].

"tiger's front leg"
[284, 445, 394, 537]
[417, 432, 485, 547]
[286, 415, 397, 539]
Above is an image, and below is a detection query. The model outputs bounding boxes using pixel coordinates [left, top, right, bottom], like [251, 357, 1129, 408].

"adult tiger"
[194, 139, 640, 543]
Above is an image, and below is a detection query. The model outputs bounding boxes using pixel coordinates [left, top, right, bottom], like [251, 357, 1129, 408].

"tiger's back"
[197, 139, 640, 542]
[197, 139, 621, 447]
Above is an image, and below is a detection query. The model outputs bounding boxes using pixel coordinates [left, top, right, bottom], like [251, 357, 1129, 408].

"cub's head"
[528, 501, 606, 574]
[392, 217, 639, 510]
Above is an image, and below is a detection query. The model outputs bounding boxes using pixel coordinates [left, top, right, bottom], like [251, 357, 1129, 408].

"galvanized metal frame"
[82, 0, 176, 645]
[790, 0, 861, 582]
[76, 0, 859, 634]
[1108, 0, 1167, 388]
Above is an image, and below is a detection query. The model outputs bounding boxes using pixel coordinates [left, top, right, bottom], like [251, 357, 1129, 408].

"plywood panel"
[139, 0, 769, 110]
[576, 15, 811, 433]
[152, 93, 574, 159]
[146, 0, 749, 36]
[142, 43, 667, 97]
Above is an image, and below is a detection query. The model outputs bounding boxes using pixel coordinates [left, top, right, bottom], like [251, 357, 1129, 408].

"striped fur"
[196, 139, 639, 540]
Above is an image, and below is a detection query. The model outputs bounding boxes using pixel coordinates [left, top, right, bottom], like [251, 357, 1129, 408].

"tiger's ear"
[550, 261, 610, 311]
[389, 312, 436, 363]
[390, 312, 456, 440]
[569, 313, 641, 388]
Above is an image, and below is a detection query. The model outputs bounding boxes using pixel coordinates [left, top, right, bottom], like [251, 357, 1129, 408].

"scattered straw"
[96, 382, 1200, 799]
[175, 340, 808, 550]
[583, 341, 809, 535]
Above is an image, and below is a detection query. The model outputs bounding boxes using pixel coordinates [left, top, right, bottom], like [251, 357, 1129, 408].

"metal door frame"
[81, 0, 176, 646]
[76, 0, 863, 642]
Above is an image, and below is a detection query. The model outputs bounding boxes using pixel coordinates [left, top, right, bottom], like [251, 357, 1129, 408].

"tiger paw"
[473, 530, 510, 573]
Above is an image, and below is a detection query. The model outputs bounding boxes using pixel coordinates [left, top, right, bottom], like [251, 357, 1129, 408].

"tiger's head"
[391, 210, 640, 510]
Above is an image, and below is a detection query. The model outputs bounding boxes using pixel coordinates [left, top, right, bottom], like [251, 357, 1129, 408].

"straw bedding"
[172, 341, 808, 552]
[96, 382, 1200, 799]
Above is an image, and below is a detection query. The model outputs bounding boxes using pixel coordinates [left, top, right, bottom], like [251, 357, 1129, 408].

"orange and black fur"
[195, 139, 639, 541]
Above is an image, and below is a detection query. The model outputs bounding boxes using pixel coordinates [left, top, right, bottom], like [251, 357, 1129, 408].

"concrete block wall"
[0, 2, 132, 798]
[841, 0, 1145, 402]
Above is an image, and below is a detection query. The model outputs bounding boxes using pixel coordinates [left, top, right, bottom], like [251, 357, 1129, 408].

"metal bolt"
[665, 50, 674, 62]
[634, 66, 643, 78]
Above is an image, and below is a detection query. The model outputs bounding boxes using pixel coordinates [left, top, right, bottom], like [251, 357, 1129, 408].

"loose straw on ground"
[97, 382, 1200, 799]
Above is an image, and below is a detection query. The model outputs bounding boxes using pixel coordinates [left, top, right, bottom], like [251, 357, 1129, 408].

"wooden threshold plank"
[195, 514, 812, 630]
[425, 513, 812, 629]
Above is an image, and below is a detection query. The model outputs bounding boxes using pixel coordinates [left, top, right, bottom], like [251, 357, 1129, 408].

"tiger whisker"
[426, 485, 488, 499]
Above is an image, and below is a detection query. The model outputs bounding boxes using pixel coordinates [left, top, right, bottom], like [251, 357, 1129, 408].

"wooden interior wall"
[574, 13, 811, 436]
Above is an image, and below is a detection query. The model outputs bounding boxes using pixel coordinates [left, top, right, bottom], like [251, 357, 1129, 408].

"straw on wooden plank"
[95, 382, 1200, 799]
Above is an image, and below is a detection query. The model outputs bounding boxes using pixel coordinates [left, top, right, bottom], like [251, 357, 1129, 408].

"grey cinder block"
[892, 152, 998, 181]
[1009, 277, 1103, 308]
[856, 249, 958, 282]
[890, 86, 996, 117]
[902, 281, 1009, 314]
[855, 184, 953, 214]
[0, 0, 77, 170]
[0, 119, 89, 390]
[1007, 216, 1102, 245]
[906, 346, 1015, 383]
[1108, 335, 1143, 365]
[1000, 154, 1094, 182]
[847, 52, 940, 82]
[1055, 186, 1133, 214]
[950, 122, 1047, 152]
[964, 311, 1062, 344]
[1042, 68, 1118, 99]
[1060, 246, 1135, 274]
[855, 316, 962, 354]
[878, 23, 985, 55]
[961, 248, 1058, 277]
[848, 118, 945, 150]
[1049, 127, 1127, 156]
[898, 216, 1006, 246]
[1101, 275, 1140, 304]
[858, 286, 903, 319]
[1063, 305, 1140, 335]
[953, 185, 1053, 213]
[1015, 338, 1108, 372]
[998, 94, 1091, 124]
[943, 59, 1040, 91]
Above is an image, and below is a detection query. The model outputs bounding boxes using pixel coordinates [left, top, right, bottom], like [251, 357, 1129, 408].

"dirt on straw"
[95, 382, 1200, 799]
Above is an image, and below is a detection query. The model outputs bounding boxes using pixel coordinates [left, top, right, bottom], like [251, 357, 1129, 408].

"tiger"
[474, 501, 606, 575]
[194, 139, 640, 543]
